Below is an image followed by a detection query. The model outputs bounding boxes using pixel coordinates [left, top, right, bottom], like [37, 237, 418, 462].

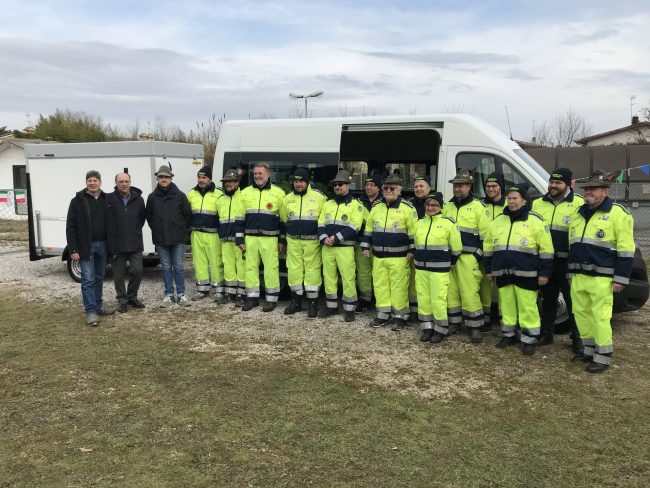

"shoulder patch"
[612, 202, 631, 214]
[529, 210, 544, 221]
[401, 200, 415, 209]
[476, 200, 487, 207]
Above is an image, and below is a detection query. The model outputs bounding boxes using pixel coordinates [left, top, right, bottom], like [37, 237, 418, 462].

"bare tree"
[531, 120, 554, 147]
[641, 100, 650, 121]
[553, 109, 592, 147]
[193, 113, 224, 166]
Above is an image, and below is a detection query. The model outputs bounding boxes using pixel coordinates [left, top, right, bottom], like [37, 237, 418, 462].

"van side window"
[456, 152, 533, 198]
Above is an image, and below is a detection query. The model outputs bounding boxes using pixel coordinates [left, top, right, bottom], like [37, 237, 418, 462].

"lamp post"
[289, 91, 324, 118]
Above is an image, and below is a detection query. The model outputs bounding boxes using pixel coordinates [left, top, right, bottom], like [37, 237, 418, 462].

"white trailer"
[25, 141, 204, 280]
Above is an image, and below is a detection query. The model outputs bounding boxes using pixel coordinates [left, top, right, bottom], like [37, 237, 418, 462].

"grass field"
[2, 286, 650, 487]
[0, 219, 28, 242]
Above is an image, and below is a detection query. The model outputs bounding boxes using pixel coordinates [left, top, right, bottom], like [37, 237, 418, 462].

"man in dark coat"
[106, 172, 146, 313]
[66, 170, 115, 326]
[145, 165, 192, 307]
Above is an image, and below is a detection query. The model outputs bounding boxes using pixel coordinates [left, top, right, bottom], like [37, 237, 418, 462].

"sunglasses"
[382, 185, 397, 192]
[333, 182, 347, 187]
[157, 175, 172, 179]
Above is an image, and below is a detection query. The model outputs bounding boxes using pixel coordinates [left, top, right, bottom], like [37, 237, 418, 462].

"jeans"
[157, 244, 186, 296]
[80, 241, 107, 314]
[112, 252, 143, 304]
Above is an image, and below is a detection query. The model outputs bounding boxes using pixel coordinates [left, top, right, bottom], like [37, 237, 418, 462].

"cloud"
[564, 28, 619, 44]
[362, 49, 518, 67]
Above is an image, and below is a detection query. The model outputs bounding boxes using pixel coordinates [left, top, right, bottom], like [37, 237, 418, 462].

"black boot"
[470, 328, 482, 343]
[430, 332, 445, 344]
[496, 336, 518, 349]
[571, 335, 584, 354]
[262, 301, 277, 312]
[420, 329, 433, 342]
[283, 293, 302, 315]
[307, 299, 318, 318]
[319, 307, 339, 318]
[522, 343, 536, 356]
[241, 298, 259, 311]
[391, 318, 406, 331]
[538, 333, 554, 346]
[234, 294, 245, 307]
[355, 299, 370, 313]
[586, 362, 609, 373]
[344, 311, 355, 322]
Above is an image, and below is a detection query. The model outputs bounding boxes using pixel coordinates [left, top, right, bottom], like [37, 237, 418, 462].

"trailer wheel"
[67, 257, 82, 283]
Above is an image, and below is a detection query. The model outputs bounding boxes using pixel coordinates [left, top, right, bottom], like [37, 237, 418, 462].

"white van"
[213, 114, 550, 199]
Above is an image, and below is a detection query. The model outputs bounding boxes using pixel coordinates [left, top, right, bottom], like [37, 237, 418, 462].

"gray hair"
[253, 162, 270, 171]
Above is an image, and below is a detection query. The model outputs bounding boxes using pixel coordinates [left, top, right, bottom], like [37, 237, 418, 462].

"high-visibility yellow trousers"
[479, 262, 494, 324]
[373, 256, 410, 320]
[322, 245, 357, 312]
[287, 236, 322, 299]
[244, 236, 280, 302]
[416, 269, 450, 335]
[571, 274, 613, 365]
[191, 231, 223, 293]
[221, 240, 245, 297]
[498, 284, 541, 343]
[409, 261, 418, 314]
[447, 254, 484, 328]
[355, 243, 373, 303]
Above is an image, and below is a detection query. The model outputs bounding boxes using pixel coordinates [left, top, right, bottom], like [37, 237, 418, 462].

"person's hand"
[239, 244, 246, 252]
[362, 250, 370, 258]
[278, 243, 286, 254]
[538, 276, 549, 286]
[71, 252, 80, 261]
[484, 273, 492, 281]
[613, 283, 625, 293]
[406, 253, 414, 261]
[324, 236, 335, 246]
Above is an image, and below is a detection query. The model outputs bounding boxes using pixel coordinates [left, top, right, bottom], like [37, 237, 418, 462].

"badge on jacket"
[266, 202, 273, 210]
[596, 230, 605, 238]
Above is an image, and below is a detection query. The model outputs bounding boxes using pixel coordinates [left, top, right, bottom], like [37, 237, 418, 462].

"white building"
[575, 116, 650, 146]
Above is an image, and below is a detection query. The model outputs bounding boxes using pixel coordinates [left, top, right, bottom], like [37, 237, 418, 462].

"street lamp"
[289, 91, 324, 118]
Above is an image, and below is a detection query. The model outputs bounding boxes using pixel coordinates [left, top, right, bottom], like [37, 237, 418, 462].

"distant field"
[0, 219, 28, 242]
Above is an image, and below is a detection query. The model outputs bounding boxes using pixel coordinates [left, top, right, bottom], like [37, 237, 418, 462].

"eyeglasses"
[157, 175, 171, 179]
[333, 182, 347, 187]
[382, 185, 397, 192]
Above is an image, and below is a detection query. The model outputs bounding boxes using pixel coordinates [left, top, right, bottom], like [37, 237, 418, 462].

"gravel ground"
[2, 240, 648, 403]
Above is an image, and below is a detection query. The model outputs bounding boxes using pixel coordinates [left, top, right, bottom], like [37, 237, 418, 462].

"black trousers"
[112, 252, 143, 304]
[540, 266, 577, 337]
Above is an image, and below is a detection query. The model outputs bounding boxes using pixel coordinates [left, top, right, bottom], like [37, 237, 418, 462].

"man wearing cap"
[146, 165, 192, 307]
[568, 170, 635, 373]
[106, 172, 146, 313]
[484, 184, 554, 356]
[355, 173, 384, 312]
[442, 169, 488, 343]
[362, 174, 418, 330]
[187, 165, 225, 302]
[414, 192, 462, 343]
[238, 162, 286, 312]
[408, 175, 433, 320]
[217, 168, 246, 306]
[318, 170, 364, 322]
[66, 170, 115, 326]
[479, 171, 507, 331]
[281, 168, 327, 317]
[532, 167, 584, 349]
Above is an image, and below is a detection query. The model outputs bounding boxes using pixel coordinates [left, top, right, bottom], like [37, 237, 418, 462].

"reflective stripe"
[493, 245, 537, 254]
[418, 313, 433, 321]
[568, 263, 614, 275]
[539, 252, 554, 259]
[221, 217, 245, 224]
[326, 293, 337, 300]
[336, 232, 345, 242]
[556, 251, 569, 258]
[520, 333, 538, 344]
[246, 209, 277, 216]
[414, 260, 451, 269]
[420, 321, 433, 330]
[375, 227, 407, 234]
[433, 322, 449, 334]
[592, 353, 612, 365]
[582, 338, 596, 346]
[287, 215, 319, 221]
[457, 226, 479, 234]
[245, 229, 280, 236]
[288, 235, 318, 240]
[333, 220, 359, 231]
[492, 269, 537, 277]
[191, 209, 217, 215]
[462, 246, 479, 253]
[550, 224, 569, 232]
[342, 295, 357, 303]
[373, 245, 410, 253]
[338, 240, 356, 246]
[447, 306, 462, 314]
[613, 275, 630, 285]
[376, 306, 391, 313]
[191, 227, 218, 233]
[377, 311, 390, 320]
[570, 237, 617, 250]
[617, 251, 635, 258]
[415, 244, 448, 250]
[596, 344, 613, 354]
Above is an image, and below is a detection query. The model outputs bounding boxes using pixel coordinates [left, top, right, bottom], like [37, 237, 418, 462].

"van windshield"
[514, 149, 549, 181]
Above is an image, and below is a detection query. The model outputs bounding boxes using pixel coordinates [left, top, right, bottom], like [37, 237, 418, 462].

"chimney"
[632, 115, 639, 124]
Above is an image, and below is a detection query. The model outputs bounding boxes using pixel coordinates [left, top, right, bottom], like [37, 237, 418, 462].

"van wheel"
[553, 292, 571, 334]
[67, 257, 82, 283]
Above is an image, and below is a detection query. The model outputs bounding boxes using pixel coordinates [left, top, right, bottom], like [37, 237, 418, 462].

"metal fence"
[0, 189, 28, 220]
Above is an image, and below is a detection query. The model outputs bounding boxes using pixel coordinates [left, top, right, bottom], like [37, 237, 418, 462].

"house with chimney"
[575, 116, 650, 146]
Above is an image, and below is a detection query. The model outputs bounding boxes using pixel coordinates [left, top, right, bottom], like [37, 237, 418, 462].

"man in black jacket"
[106, 172, 146, 313]
[66, 170, 115, 326]
[145, 165, 192, 307]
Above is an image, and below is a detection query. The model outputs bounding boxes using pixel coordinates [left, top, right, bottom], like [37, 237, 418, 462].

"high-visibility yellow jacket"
[281, 185, 327, 240]
[481, 195, 507, 224]
[568, 197, 635, 285]
[216, 188, 245, 242]
[318, 193, 364, 247]
[361, 197, 417, 258]
[532, 190, 584, 259]
[442, 194, 488, 260]
[238, 180, 286, 245]
[413, 213, 463, 272]
[187, 183, 223, 233]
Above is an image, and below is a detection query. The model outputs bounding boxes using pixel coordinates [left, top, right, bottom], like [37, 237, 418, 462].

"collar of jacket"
[360, 193, 382, 206]
[82, 189, 104, 199]
[579, 196, 613, 219]
[225, 186, 239, 197]
[155, 182, 178, 196]
[424, 212, 443, 221]
[193, 181, 216, 195]
[112, 186, 143, 199]
[254, 179, 272, 191]
[293, 184, 309, 196]
[385, 196, 403, 209]
[503, 205, 529, 222]
[334, 192, 353, 204]
[542, 188, 575, 203]
[449, 192, 474, 208]
[482, 194, 506, 206]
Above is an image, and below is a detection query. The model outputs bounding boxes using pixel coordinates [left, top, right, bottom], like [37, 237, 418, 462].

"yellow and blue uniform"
[442, 194, 488, 329]
[356, 194, 383, 304]
[484, 207, 554, 343]
[479, 195, 507, 324]
[281, 185, 327, 300]
[408, 196, 429, 316]
[238, 180, 286, 302]
[217, 188, 245, 299]
[362, 197, 417, 321]
[188, 183, 224, 294]
[318, 194, 364, 312]
[414, 214, 462, 335]
[568, 197, 635, 366]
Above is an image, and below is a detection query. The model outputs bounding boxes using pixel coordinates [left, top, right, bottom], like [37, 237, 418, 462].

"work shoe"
[214, 294, 230, 305]
[160, 295, 174, 308]
[262, 301, 277, 312]
[86, 313, 99, 326]
[234, 295, 245, 308]
[448, 324, 459, 335]
[371, 317, 389, 328]
[479, 323, 492, 333]
[97, 305, 116, 316]
[192, 291, 209, 301]
[407, 312, 418, 324]
[241, 298, 259, 311]
[127, 298, 145, 309]
[586, 362, 609, 374]
[344, 311, 355, 322]
[307, 300, 318, 318]
[319, 307, 339, 318]
[177, 295, 191, 307]
[355, 299, 370, 313]
[571, 336, 584, 354]
[391, 318, 406, 331]
[430, 332, 445, 344]
[571, 352, 592, 363]
[283, 294, 302, 315]
[538, 334, 554, 346]
[496, 336, 518, 349]
[117, 303, 128, 313]
[522, 343, 536, 356]
[470, 328, 482, 343]
[420, 329, 434, 342]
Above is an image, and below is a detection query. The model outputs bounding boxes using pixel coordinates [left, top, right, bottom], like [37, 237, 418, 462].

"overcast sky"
[1, 0, 649, 140]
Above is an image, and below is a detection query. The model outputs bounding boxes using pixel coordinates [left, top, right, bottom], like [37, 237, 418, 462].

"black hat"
[155, 165, 174, 177]
[549, 167, 572, 186]
[507, 183, 530, 200]
[578, 169, 611, 189]
[86, 170, 101, 181]
[414, 175, 431, 186]
[383, 173, 403, 186]
[365, 173, 383, 188]
[221, 168, 240, 182]
[485, 171, 505, 192]
[293, 167, 310, 182]
[197, 165, 212, 180]
[425, 192, 445, 208]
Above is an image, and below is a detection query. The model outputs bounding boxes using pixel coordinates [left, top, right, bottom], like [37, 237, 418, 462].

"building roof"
[575, 121, 650, 146]
[0, 136, 54, 154]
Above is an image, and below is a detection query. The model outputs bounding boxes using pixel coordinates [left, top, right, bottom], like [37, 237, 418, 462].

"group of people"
[66, 162, 635, 373]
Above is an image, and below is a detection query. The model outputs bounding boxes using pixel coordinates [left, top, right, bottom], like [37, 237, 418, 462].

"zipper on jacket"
[550, 204, 558, 228]
[383, 204, 390, 230]
[424, 216, 433, 251]
[505, 220, 514, 250]
[299, 194, 303, 219]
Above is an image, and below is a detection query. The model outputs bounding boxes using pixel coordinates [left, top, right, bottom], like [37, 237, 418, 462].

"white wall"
[0, 144, 24, 189]
[584, 127, 650, 146]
